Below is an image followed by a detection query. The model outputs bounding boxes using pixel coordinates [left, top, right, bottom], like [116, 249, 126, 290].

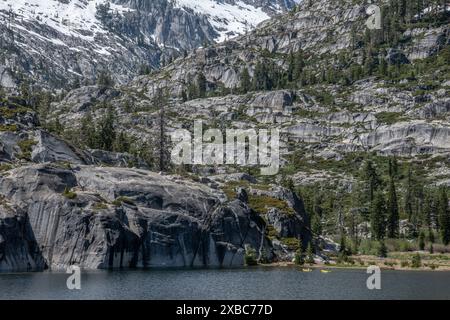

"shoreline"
[1, 252, 450, 274]
[263, 253, 450, 272]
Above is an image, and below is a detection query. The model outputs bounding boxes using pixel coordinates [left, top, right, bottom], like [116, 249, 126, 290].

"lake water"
[1, 267, 449, 300]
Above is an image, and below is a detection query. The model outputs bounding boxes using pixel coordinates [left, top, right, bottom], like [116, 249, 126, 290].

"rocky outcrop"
[0, 164, 277, 271]
[32, 131, 86, 165]
[351, 121, 450, 155]
[0, 200, 45, 272]
[251, 187, 311, 243]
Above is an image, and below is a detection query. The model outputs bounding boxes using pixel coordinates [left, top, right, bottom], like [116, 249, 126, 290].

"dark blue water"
[1, 267, 449, 300]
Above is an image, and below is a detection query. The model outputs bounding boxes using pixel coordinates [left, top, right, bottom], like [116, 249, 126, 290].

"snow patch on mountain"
[173, 0, 271, 42]
[0, 0, 131, 42]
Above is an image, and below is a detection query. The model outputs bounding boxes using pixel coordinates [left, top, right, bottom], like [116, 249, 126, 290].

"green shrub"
[248, 195, 295, 216]
[378, 241, 388, 258]
[266, 225, 279, 240]
[385, 238, 414, 252]
[112, 196, 135, 206]
[18, 139, 37, 160]
[418, 231, 426, 251]
[62, 187, 77, 200]
[0, 164, 12, 172]
[375, 112, 405, 125]
[384, 261, 396, 267]
[306, 243, 315, 264]
[411, 253, 422, 268]
[294, 240, 304, 265]
[93, 202, 108, 210]
[358, 239, 379, 255]
[281, 237, 300, 250]
[0, 105, 31, 119]
[400, 260, 410, 268]
[244, 247, 258, 266]
[0, 124, 18, 132]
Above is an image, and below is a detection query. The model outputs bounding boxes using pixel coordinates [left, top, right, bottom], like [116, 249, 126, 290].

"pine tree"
[311, 214, 322, 237]
[97, 70, 114, 88]
[287, 52, 295, 82]
[293, 50, 305, 81]
[378, 56, 388, 76]
[438, 187, 450, 245]
[114, 131, 131, 153]
[240, 67, 251, 94]
[418, 231, 426, 250]
[306, 243, 315, 264]
[428, 228, 435, 243]
[97, 106, 116, 151]
[339, 234, 347, 254]
[404, 165, 415, 221]
[80, 112, 97, 149]
[153, 89, 171, 172]
[197, 72, 207, 98]
[387, 178, 400, 238]
[187, 81, 198, 100]
[363, 160, 382, 203]
[253, 60, 272, 91]
[294, 239, 304, 265]
[378, 241, 388, 258]
[371, 191, 386, 240]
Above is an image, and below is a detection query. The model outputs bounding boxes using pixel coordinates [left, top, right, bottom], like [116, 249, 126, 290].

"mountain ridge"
[0, 0, 297, 91]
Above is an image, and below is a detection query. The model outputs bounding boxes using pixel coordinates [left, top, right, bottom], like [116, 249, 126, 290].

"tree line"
[298, 157, 450, 254]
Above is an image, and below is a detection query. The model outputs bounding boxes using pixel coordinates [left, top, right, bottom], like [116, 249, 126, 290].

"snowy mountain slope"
[0, 0, 297, 90]
[0, 0, 133, 52]
[173, 0, 271, 42]
[0, 0, 130, 37]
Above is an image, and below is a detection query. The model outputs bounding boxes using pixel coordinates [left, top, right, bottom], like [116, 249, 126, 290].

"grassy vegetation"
[266, 224, 279, 240]
[112, 196, 135, 206]
[244, 246, 258, 266]
[62, 187, 77, 200]
[0, 124, 18, 132]
[248, 194, 295, 216]
[93, 202, 108, 210]
[0, 164, 13, 172]
[0, 105, 31, 119]
[280, 237, 300, 251]
[375, 112, 406, 125]
[17, 139, 37, 160]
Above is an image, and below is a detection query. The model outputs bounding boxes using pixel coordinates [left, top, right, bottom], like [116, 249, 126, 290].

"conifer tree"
[387, 178, 400, 238]
[306, 243, 315, 264]
[371, 191, 386, 240]
[418, 231, 426, 250]
[404, 165, 414, 221]
[378, 241, 388, 258]
[294, 239, 304, 265]
[240, 67, 251, 94]
[438, 187, 450, 245]
[197, 72, 207, 98]
[97, 106, 116, 151]
[363, 160, 381, 203]
[153, 89, 171, 172]
[80, 112, 97, 149]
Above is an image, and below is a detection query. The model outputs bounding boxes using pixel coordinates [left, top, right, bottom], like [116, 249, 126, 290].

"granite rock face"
[0, 201, 45, 272]
[0, 164, 278, 271]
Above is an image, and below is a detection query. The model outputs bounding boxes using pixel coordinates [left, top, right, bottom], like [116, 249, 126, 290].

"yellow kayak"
[302, 268, 313, 272]
[320, 269, 331, 273]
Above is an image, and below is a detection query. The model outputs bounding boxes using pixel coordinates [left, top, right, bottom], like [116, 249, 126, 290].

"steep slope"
[0, 96, 312, 271]
[50, 0, 450, 181]
[0, 0, 297, 91]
